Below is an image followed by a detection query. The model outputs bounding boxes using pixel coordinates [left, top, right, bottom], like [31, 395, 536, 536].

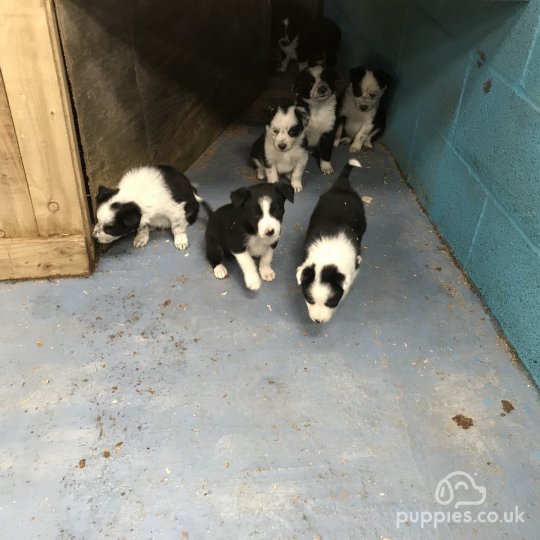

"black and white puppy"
[293, 65, 339, 175]
[335, 67, 392, 152]
[250, 102, 309, 193]
[296, 159, 366, 324]
[206, 183, 294, 291]
[93, 165, 204, 250]
[277, 16, 341, 72]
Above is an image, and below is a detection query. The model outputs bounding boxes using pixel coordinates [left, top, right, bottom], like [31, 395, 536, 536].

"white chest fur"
[305, 96, 336, 147]
[246, 235, 274, 257]
[264, 139, 306, 174]
[341, 90, 376, 137]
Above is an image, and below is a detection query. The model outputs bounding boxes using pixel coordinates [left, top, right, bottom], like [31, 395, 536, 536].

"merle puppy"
[293, 65, 339, 175]
[296, 159, 366, 323]
[277, 16, 341, 72]
[335, 66, 392, 152]
[93, 165, 206, 250]
[250, 102, 309, 193]
[206, 183, 294, 291]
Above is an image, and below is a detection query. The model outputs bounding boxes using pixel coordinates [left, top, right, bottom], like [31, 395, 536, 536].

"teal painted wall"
[326, 0, 540, 384]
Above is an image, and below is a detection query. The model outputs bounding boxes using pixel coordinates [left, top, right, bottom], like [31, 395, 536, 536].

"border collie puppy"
[206, 183, 294, 291]
[335, 67, 392, 152]
[293, 65, 338, 175]
[277, 16, 341, 72]
[93, 165, 205, 250]
[296, 159, 366, 323]
[250, 102, 309, 193]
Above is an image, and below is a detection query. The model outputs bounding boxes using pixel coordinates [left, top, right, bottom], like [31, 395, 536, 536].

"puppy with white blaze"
[293, 65, 339, 175]
[335, 66, 392, 152]
[250, 102, 309, 193]
[93, 165, 207, 250]
[206, 183, 294, 291]
[296, 159, 367, 323]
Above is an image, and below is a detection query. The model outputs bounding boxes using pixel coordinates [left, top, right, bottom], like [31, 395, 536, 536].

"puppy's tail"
[332, 159, 362, 191]
[194, 192, 213, 216]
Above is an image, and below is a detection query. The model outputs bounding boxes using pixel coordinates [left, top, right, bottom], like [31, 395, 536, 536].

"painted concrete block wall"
[326, 0, 540, 385]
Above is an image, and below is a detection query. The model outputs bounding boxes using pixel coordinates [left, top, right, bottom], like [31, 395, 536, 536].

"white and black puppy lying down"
[335, 66, 392, 152]
[93, 165, 207, 250]
[250, 102, 309, 193]
[293, 65, 339, 175]
[277, 16, 341, 72]
[296, 159, 367, 324]
[206, 183, 294, 291]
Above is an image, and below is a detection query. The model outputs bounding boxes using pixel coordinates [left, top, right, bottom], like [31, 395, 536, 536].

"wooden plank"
[0, 0, 93, 241]
[0, 68, 38, 238]
[0, 235, 91, 280]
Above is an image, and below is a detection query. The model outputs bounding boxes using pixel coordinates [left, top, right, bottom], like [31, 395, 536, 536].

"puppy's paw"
[320, 161, 334, 175]
[244, 272, 261, 291]
[256, 170, 265, 181]
[339, 137, 352, 146]
[213, 264, 228, 279]
[291, 180, 303, 193]
[364, 140, 373, 149]
[349, 144, 362, 153]
[133, 233, 149, 248]
[174, 234, 188, 250]
[260, 267, 276, 281]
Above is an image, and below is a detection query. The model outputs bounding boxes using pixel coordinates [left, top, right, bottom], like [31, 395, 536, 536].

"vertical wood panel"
[0, 68, 38, 238]
[0, 0, 92, 239]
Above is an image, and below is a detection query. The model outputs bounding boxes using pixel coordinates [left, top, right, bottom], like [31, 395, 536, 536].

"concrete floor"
[1, 90, 539, 540]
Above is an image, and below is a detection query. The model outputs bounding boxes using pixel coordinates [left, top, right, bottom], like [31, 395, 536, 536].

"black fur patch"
[96, 186, 119, 205]
[320, 264, 345, 308]
[300, 264, 316, 304]
[103, 202, 142, 237]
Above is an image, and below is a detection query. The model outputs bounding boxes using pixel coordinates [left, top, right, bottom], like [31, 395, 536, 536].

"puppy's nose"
[278, 142, 287, 150]
[314, 318, 324, 324]
[360, 105, 368, 111]
[265, 228, 275, 237]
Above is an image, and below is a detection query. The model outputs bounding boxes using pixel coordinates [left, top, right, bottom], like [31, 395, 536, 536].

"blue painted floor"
[1, 89, 539, 540]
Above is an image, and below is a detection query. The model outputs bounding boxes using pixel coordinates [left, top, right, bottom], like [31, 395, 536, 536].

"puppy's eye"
[369, 92, 377, 98]
[272, 128, 279, 134]
[305, 297, 315, 305]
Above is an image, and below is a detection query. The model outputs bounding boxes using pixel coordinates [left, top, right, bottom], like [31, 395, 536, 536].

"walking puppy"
[335, 67, 392, 152]
[250, 102, 309, 193]
[277, 16, 341, 72]
[206, 183, 294, 291]
[296, 159, 366, 323]
[293, 65, 339, 175]
[93, 165, 205, 250]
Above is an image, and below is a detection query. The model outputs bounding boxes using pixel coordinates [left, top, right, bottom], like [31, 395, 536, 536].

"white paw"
[364, 140, 373, 149]
[266, 176, 278, 184]
[333, 139, 340, 148]
[340, 137, 352, 146]
[291, 181, 303, 193]
[320, 162, 334, 175]
[244, 273, 261, 291]
[133, 234, 149, 248]
[256, 170, 265, 180]
[349, 144, 362, 153]
[214, 264, 228, 279]
[260, 267, 276, 281]
[174, 234, 188, 250]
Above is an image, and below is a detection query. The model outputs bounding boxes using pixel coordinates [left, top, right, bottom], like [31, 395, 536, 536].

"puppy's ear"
[119, 203, 142, 228]
[297, 263, 315, 286]
[96, 185, 119, 205]
[373, 69, 392, 91]
[230, 187, 251, 208]
[265, 105, 278, 124]
[295, 105, 310, 127]
[275, 182, 294, 204]
[349, 66, 366, 83]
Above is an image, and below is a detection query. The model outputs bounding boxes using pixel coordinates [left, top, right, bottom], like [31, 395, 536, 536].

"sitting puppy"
[293, 65, 339, 175]
[335, 66, 392, 152]
[277, 16, 341, 72]
[296, 159, 366, 324]
[93, 165, 205, 250]
[206, 183, 294, 291]
[250, 102, 309, 193]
